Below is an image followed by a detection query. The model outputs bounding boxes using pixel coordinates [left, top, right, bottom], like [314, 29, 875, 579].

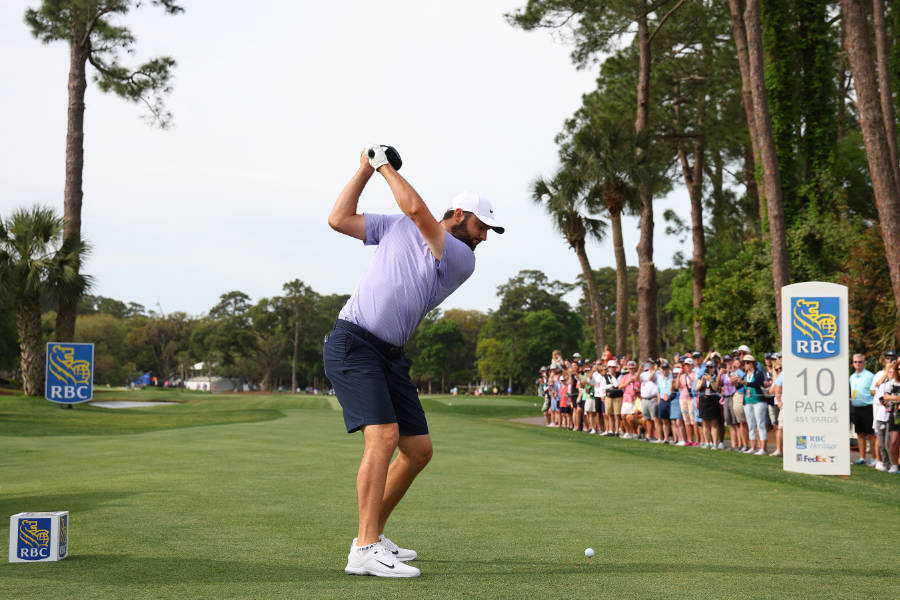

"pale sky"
[0, 0, 688, 317]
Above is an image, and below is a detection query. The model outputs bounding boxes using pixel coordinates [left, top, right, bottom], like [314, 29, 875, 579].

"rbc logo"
[18, 518, 51, 560]
[791, 297, 839, 359]
[796, 436, 807, 450]
[45, 342, 94, 403]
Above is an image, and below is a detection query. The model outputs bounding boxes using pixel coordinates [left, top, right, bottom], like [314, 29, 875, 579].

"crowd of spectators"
[536, 345, 900, 468]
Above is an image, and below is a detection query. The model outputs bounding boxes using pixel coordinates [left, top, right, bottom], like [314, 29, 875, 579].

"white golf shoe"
[345, 541, 420, 578]
[351, 536, 417, 561]
[379, 534, 418, 561]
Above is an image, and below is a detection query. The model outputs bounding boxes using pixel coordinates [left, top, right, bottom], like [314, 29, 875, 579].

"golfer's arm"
[379, 166, 446, 260]
[328, 168, 371, 241]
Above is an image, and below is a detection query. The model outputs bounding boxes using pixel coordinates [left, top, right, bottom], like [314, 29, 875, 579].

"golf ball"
[584, 548, 595, 558]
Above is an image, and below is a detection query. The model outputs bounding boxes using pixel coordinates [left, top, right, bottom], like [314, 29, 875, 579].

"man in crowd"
[850, 353, 876, 466]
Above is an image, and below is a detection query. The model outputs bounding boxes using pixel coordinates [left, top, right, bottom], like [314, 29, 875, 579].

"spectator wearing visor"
[742, 355, 769, 455]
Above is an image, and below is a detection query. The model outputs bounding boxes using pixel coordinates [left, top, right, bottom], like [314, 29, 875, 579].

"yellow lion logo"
[48, 344, 91, 385]
[19, 520, 49, 549]
[793, 300, 837, 341]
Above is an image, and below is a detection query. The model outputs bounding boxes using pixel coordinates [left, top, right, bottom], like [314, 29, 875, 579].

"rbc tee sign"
[781, 283, 849, 476]
[44, 343, 94, 404]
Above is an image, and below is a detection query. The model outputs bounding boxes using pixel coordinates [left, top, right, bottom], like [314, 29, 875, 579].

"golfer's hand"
[366, 144, 390, 171]
[359, 149, 375, 175]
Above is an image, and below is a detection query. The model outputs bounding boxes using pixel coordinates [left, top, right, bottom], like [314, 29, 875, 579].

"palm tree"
[571, 116, 645, 357]
[532, 167, 607, 357]
[0, 206, 90, 395]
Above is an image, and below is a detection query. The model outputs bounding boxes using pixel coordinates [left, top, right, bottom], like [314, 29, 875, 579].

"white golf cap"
[451, 191, 504, 234]
[606, 360, 618, 367]
[737, 344, 751, 353]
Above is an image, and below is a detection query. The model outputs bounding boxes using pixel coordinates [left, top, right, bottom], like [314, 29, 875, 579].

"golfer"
[324, 145, 504, 577]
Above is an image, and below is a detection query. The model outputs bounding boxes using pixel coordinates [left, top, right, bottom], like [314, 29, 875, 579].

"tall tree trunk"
[291, 310, 300, 393]
[56, 41, 89, 343]
[16, 299, 45, 396]
[635, 11, 658, 360]
[873, 0, 900, 188]
[609, 206, 628, 356]
[678, 142, 708, 352]
[572, 239, 605, 357]
[728, 0, 767, 236]
[745, 0, 791, 339]
[744, 143, 762, 236]
[843, 0, 900, 320]
[673, 80, 709, 352]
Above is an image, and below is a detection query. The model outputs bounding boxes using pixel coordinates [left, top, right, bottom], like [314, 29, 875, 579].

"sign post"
[781, 282, 850, 475]
[44, 343, 94, 405]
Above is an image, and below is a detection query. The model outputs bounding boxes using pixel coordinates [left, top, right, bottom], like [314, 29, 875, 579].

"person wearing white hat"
[443, 191, 506, 244]
[603, 360, 623, 435]
[325, 146, 504, 578]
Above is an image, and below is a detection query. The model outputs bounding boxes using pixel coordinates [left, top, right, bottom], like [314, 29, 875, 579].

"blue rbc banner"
[790, 297, 840, 359]
[45, 342, 94, 404]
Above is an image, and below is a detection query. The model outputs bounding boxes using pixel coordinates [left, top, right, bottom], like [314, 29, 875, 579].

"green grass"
[1, 390, 899, 599]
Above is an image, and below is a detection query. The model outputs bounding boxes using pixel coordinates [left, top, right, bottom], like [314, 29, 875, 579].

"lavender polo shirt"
[337, 214, 475, 347]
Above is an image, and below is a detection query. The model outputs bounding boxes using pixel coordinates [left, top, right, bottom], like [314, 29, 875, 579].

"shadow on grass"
[5, 556, 890, 584]
[419, 558, 891, 579]
[2, 555, 335, 584]
[0, 491, 137, 517]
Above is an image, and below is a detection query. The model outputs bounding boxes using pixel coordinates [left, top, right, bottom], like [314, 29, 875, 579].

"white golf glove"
[366, 144, 390, 170]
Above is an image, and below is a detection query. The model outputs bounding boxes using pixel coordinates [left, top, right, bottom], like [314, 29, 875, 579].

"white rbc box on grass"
[8, 511, 68, 563]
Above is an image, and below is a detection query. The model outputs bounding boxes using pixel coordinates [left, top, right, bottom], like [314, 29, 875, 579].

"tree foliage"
[26, 0, 184, 126]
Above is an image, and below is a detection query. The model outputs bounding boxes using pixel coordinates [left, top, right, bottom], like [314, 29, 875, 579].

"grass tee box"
[9, 512, 68, 563]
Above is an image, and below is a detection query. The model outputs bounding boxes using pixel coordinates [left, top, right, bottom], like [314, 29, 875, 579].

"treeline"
[1, 266, 687, 394]
[508, 0, 900, 364]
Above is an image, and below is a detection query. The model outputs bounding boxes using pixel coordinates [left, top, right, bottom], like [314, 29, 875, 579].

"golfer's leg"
[378, 434, 433, 534]
[358, 423, 399, 546]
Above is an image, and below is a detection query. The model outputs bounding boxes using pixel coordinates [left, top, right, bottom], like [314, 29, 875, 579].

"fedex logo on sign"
[791, 298, 839, 359]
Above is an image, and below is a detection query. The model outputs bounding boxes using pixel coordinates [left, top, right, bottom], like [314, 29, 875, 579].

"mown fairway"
[2, 389, 899, 599]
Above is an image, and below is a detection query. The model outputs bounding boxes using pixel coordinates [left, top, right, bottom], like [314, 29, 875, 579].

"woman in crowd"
[697, 360, 723, 449]
[669, 362, 687, 445]
[876, 359, 900, 472]
[619, 361, 639, 438]
[558, 367, 572, 429]
[719, 354, 739, 450]
[741, 355, 768, 455]
[678, 358, 698, 446]
[550, 366, 562, 427]
[729, 355, 750, 452]
[770, 359, 783, 457]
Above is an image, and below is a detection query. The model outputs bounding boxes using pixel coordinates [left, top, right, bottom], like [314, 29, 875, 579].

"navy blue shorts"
[658, 399, 671, 420]
[323, 319, 428, 436]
